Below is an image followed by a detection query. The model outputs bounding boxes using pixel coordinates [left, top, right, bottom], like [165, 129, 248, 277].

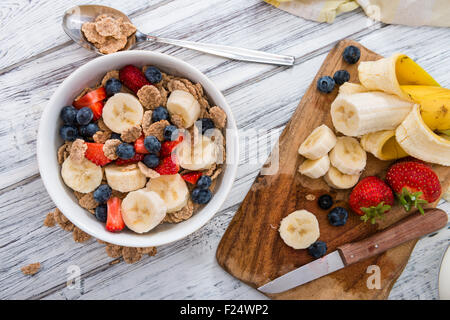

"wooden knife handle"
[337, 208, 448, 266]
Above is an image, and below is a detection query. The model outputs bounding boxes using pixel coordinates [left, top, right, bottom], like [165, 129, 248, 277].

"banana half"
[360, 130, 408, 161]
[358, 53, 439, 101]
[102, 93, 144, 133]
[121, 189, 167, 233]
[396, 104, 450, 166]
[279, 210, 320, 250]
[146, 174, 189, 213]
[61, 157, 103, 193]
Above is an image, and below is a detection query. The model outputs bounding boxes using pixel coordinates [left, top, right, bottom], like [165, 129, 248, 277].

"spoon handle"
[152, 36, 295, 66]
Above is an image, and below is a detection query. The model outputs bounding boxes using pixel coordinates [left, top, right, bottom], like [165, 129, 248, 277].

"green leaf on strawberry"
[397, 187, 428, 215]
[360, 201, 391, 224]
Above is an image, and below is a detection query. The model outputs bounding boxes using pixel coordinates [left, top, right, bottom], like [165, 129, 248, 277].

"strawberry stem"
[397, 187, 428, 215]
[360, 202, 391, 224]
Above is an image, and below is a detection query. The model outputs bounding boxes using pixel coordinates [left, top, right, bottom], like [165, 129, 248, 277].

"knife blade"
[258, 208, 448, 294]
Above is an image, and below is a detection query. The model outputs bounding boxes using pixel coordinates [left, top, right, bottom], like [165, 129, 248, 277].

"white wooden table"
[0, 0, 448, 300]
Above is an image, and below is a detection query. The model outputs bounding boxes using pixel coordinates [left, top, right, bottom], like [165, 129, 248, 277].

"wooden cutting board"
[216, 39, 450, 300]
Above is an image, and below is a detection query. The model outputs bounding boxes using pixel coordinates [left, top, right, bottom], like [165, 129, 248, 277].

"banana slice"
[146, 174, 189, 213]
[324, 166, 360, 190]
[298, 124, 337, 160]
[121, 189, 167, 233]
[360, 130, 408, 161]
[61, 157, 103, 193]
[279, 210, 320, 250]
[338, 82, 368, 95]
[298, 155, 330, 179]
[329, 137, 366, 175]
[104, 163, 147, 193]
[331, 91, 413, 136]
[176, 134, 217, 170]
[102, 93, 144, 133]
[358, 53, 439, 100]
[167, 90, 201, 128]
[395, 104, 450, 166]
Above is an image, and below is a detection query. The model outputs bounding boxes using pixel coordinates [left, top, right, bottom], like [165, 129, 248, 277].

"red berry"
[154, 155, 180, 175]
[88, 100, 104, 121]
[134, 135, 149, 154]
[386, 161, 441, 214]
[106, 197, 125, 232]
[115, 153, 145, 165]
[349, 176, 394, 224]
[73, 87, 106, 108]
[181, 171, 202, 184]
[160, 135, 184, 158]
[119, 65, 150, 94]
[84, 142, 112, 166]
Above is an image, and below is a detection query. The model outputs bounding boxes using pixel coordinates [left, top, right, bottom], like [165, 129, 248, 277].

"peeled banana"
[167, 90, 201, 128]
[146, 174, 189, 213]
[358, 53, 439, 100]
[338, 82, 368, 95]
[360, 130, 408, 161]
[102, 93, 144, 133]
[324, 166, 360, 189]
[396, 104, 450, 166]
[298, 155, 330, 179]
[298, 124, 336, 160]
[104, 163, 147, 193]
[331, 91, 414, 136]
[121, 189, 167, 233]
[177, 134, 217, 170]
[329, 136, 366, 175]
[401, 85, 450, 131]
[61, 157, 103, 193]
[279, 210, 320, 250]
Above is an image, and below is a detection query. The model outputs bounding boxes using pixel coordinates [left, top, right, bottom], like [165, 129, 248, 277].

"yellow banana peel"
[401, 85, 450, 131]
[395, 55, 440, 87]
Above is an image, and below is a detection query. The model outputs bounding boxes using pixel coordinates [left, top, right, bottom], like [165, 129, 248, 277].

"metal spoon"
[62, 5, 295, 66]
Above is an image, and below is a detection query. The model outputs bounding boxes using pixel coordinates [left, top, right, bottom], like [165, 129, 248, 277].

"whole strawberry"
[119, 65, 150, 94]
[386, 161, 441, 214]
[349, 176, 394, 224]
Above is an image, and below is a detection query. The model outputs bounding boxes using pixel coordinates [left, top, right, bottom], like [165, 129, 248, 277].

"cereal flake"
[144, 120, 170, 141]
[103, 139, 121, 160]
[78, 192, 98, 210]
[209, 106, 227, 128]
[137, 85, 162, 109]
[69, 139, 87, 164]
[93, 130, 112, 144]
[21, 263, 41, 276]
[138, 161, 160, 179]
[53, 208, 75, 232]
[164, 200, 194, 223]
[73, 227, 91, 243]
[120, 125, 142, 143]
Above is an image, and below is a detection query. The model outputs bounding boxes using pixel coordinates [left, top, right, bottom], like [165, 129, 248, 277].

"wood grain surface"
[0, 0, 449, 300]
[216, 40, 450, 300]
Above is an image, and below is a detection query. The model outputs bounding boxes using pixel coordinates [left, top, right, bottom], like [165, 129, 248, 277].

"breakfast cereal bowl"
[37, 50, 238, 247]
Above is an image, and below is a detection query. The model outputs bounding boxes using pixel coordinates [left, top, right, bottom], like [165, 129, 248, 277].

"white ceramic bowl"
[37, 50, 238, 247]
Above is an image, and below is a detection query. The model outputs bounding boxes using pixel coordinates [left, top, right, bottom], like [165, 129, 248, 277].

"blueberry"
[93, 184, 112, 204]
[197, 175, 212, 189]
[163, 125, 179, 141]
[116, 143, 135, 160]
[59, 125, 78, 141]
[318, 194, 333, 210]
[317, 76, 335, 93]
[60, 106, 78, 125]
[343, 45, 360, 64]
[152, 106, 169, 122]
[195, 118, 215, 135]
[105, 78, 122, 96]
[80, 123, 99, 137]
[328, 207, 348, 226]
[144, 135, 161, 153]
[110, 133, 121, 140]
[144, 66, 162, 83]
[143, 154, 160, 168]
[191, 188, 213, 204]
[333, 70, 350, 85]
[95, 204, 108, 223]
[308, 241, 327, 258]
[76, 107, 93, 125]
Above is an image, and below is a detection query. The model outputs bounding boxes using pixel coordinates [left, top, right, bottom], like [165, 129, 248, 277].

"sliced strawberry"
[106, 197, 125, 232]
[160, 135, 184, 157]
[134, 135, 149, 154]
[119, 65, 150, 94]
[155, 155, 180, 175]
[181, 171, 202, 185]
[89, 100, 104, 121]
[84, 142, 112, 166]
[115, 153, 145, 165]
[73, 87, 106, 108]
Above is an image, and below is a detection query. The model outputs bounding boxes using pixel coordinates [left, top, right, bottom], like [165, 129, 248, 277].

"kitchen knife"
[258, 208, 448, 294]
